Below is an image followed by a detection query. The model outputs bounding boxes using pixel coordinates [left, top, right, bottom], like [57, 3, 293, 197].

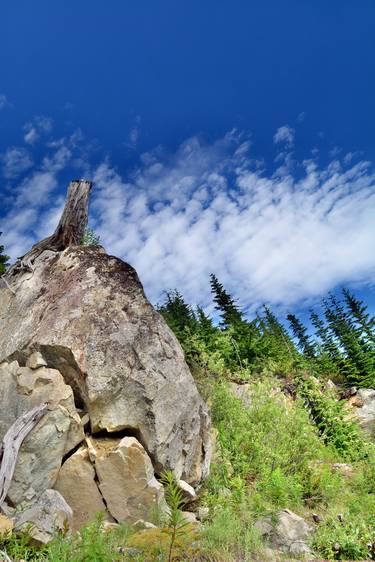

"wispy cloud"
[0, 132, 79, 257]
[273, 125, 295, 146]
[1, 147, 34, 179]
[23, 116, 53, 145]
[91, 132, 375, 309]
[0, 94, 10, 110]
[2, 129, 375, 312]
[125, 116, 141, 149]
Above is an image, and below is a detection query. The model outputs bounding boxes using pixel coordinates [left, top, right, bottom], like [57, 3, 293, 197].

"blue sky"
[1, 0, 374, 316]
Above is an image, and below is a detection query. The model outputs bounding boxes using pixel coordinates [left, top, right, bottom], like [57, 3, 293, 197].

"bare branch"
[0, 404, 47, 511]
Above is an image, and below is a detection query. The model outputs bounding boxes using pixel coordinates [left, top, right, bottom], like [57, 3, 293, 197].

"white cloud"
[0, 94, 10, 110]
[0, 138, 74, 258]
[1, 147, 33, 179]
[273, 125, 295, 146]
[90, 133, 375, 309]
[2, 130, 375, 313]
[23, 116, 53, 145]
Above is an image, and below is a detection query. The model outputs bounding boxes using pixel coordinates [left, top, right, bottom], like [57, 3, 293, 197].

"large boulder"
[0, 246, 211, 486]
[92, 436, 167, 523]
[54, 446, 108, 531]
[0, 359, 84, 505]
[55, 437, 167, 528]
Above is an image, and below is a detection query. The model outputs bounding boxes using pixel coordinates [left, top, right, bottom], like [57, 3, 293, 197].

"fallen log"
[0, 404, 47, 512]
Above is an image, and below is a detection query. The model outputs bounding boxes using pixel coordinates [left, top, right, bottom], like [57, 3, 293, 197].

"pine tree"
[287, 313, 316, 359]
[342, 288, 375, 345]
[310, 310, 340, 358]
[196, 306, 218, 344]
[158, 290, 197, 342]
[0, 232, 10, 276]
[210, 274, 242, 327]
[321, 295, 374, 387]
[262, 305, 298, 362]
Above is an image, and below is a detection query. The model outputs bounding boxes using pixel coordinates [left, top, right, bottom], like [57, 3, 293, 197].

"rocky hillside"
[0, 181, 374, 562]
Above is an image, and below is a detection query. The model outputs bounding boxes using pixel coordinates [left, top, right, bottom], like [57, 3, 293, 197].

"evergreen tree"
[0, 232, 10, 275]
[342, 288, 375, 345]
[287, 313, 316, 359]
[210, 274, 242, 327]
[158, 290, 197, 342]
[310, 310, 340, 359]
[196, 306, 218, 345]
[319, 294, 375, 387]
[263, 305, 295, 357]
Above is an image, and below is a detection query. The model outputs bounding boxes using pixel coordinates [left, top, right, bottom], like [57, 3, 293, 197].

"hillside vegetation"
[1, 272, 374, 561]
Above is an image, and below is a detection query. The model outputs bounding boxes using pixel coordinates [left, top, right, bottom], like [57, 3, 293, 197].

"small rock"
[101, 521, 119, 533]
[196, 506, 209, 521]
[326, 379, 337, 391]
[26, 351, 47, 370]
[14, 489, 73, 545]
[133, 520, 157, 529]
[80, 413, 90, 427]
[0, 514, 13, 538]
[332, 463, 354, 477]
[181, 511, 198, 524]
[123, 547, 142, 558]
[229, 382, 252, 405]
[254, 509, 313, 557]
[351, 389, 375, 435]
[178, 479, 196, 501]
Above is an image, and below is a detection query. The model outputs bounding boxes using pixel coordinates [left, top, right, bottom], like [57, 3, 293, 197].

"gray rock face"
[351, 389, 375, 437]
[254, 509, 313, 557]
[0, 246, 211, 486]
[14, 489, 73, 545]
[0, 359, 84, 505]
[92, 436, 167, 523]
[54, 437, 167, 529]
[54, 446, 108, 531]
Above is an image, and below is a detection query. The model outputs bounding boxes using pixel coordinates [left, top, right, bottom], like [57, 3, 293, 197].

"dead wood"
[0, 404, 47, 512]
[5, 179, 92, 278]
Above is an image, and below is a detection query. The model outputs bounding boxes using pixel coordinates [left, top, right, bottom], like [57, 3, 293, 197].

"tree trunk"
[6, 180, 92, 277]
[0, 404, 47, 512]
[50, 179, 92, 249]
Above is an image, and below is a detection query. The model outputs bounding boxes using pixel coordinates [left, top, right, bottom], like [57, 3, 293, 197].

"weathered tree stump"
[0, 404, 47, 512]
[5, 180, 92, 278]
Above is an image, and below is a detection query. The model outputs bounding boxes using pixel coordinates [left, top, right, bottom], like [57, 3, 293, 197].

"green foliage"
[312, 515, 375, 560]
[287, 312, 316, 359]
[4, 276, 375, 561]
[206, 380, 337, 510]
[296, 375, 372, 461]
[210, 273, 243, 327]
[160, 470, 190, 562]
[80, 227, 101, 246]
[0, 232, 10, 275]
[159, 281, 375, 559]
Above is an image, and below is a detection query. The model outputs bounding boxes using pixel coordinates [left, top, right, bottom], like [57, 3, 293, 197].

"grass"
[1, 373, 374, 561]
